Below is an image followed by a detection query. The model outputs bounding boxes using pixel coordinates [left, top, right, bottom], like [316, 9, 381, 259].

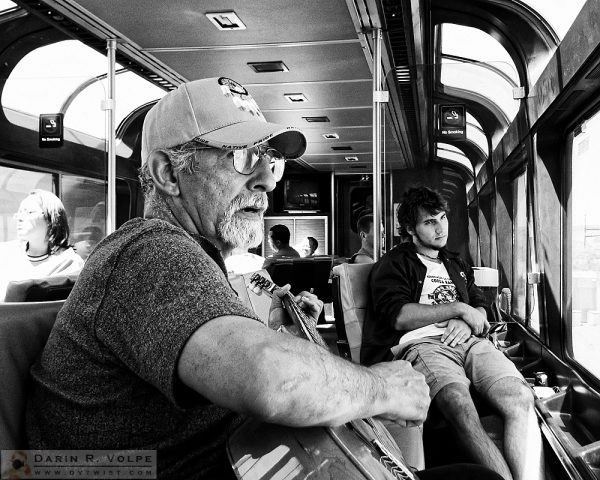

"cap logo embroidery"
[217, 77, 262, 118]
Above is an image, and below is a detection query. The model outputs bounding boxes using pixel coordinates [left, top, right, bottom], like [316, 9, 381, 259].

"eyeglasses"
[231, 145, 286, 182]
[14, 209, 44, 219]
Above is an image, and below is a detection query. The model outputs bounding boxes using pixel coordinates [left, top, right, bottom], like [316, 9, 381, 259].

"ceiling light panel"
[206, 11, 246, 30]
[284, 93, 307, 103]
[248, 61, 288, 73]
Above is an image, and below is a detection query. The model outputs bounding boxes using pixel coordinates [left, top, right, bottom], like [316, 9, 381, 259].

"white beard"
[216, 193, 267, 249]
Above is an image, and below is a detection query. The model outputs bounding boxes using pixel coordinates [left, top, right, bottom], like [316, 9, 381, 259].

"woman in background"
[0, 189, 84, 300]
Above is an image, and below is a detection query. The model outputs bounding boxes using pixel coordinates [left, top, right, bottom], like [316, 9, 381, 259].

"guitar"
[226, 273, 419, 480]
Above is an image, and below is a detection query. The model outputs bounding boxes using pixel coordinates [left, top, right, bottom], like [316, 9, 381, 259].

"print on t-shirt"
[427, 279, 458, 304]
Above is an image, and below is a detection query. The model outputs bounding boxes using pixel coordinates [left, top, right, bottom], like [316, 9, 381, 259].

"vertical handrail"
[330, 171, 336, 256]
[372, 28, 384, 261]
[105, 38, 117, 235]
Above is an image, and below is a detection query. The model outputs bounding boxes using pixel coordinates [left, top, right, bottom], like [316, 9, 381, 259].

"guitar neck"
[250, 273, 329, 349]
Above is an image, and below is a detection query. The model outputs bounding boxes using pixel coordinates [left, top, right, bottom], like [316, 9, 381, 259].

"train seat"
[3, 274, 78, 303]
[331, 262, 373, 362]
[331, 262, 425, 470]
[0, 300, 64, 449]
[263, 259, 294, 292]
[265, 256, 334, 305]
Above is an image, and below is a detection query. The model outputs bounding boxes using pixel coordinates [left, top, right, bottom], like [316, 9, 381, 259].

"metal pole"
[372, 29, 385, 261]
[330, 171, 335, 256]
[105, 39, 117, 234]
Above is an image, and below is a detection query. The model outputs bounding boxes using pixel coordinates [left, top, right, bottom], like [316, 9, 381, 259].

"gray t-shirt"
[26, 218, 261, 479]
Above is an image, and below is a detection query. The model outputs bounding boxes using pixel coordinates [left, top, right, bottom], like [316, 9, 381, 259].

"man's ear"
[146, 150, 180, 196]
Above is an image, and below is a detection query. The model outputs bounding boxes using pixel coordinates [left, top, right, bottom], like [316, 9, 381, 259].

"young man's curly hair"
[396, 187, 449, 238]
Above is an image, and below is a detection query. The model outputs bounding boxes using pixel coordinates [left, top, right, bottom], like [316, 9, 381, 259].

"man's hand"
[264, 284, 324, 330]
[369, 360, 430, 427]
[440, 319, 471, 347]
[457, 303, 488, 335]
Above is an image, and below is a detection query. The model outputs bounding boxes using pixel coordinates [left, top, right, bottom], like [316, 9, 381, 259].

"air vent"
[284, 93, 307, 103]
[322, 133, 339, 139]
[345, 156, 359, 162]
[396, 66, 410, 84]
[332, 146, 352, 151]
[248, 61, 288, 73]
[350, 165, 367, 169]
[303, 116, 329, 123]
[206, 11, 246, 30]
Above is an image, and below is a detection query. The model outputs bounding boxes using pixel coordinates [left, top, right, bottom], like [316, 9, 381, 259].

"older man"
[26, 78, 501, 480]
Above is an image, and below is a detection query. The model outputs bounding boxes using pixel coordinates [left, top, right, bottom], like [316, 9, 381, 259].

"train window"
[436, 144, 474, 175]
[2, 40, 164, 139]
[0, 165, 53, 242]
[66, 70, 165, 139]
[518, 0, 586, 40]
[60, 176, 106, 260]
[527, 200, 540, 334]
[512, 171, 527, 322]
[569, 110, 600, 378]
[0, 0, 17, 14]
[466, 113, 489, 160]
[440, 24, 520, 129]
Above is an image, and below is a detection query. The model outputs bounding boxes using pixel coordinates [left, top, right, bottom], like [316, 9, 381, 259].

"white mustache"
[232, 193, 268, 211]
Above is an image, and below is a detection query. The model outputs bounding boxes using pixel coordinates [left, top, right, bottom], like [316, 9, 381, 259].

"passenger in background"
[0, 189, 84, 300]
[262, 223, 300, 268]
[73, 225, 103, 261]
[300, 236, 318, 257]
[349, 213, 375, 264]
[362, 186, 544, 480]
[26, 77, 501, 480]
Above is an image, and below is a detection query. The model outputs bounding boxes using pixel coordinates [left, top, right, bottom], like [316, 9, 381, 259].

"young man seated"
[362, 186, 544, 480]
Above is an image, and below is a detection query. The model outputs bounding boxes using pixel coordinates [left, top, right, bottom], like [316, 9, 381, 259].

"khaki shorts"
[401, 336, 524, 400]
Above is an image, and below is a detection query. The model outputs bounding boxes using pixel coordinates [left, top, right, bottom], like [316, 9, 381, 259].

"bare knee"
[435, 383, 476, 412]
[489, 379, 534, 419]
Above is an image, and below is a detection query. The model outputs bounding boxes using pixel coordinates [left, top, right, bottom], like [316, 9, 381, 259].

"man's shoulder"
[89, 218, 206, 268]
[381, 242, 416, 260]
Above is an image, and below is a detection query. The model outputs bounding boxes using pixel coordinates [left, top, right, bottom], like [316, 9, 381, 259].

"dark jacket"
[360, 242, 488, 365]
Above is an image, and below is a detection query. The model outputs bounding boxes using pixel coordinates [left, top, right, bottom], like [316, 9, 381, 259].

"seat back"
[331, 263, 374, 363]
[331, 263, 425, 470]
[0, 300, 64, 449]
[4, 275, 78, 302]
[264, 259, 294, 291]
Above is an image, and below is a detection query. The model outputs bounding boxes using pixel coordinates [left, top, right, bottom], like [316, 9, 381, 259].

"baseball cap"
[141, 77, 306, 162]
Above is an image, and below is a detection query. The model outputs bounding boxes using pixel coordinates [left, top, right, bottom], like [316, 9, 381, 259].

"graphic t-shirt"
[397, 253, 458, 347]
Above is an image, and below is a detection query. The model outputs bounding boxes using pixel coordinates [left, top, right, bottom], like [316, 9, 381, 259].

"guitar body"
[227, 418, 416, 480]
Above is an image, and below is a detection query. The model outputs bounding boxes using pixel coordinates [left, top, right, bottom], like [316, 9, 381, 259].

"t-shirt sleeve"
[94, 230, 261, 407]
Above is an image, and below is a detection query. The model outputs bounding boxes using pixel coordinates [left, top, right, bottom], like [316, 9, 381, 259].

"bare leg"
[435, 383, 513, 480]
[482, 377, 544, 480]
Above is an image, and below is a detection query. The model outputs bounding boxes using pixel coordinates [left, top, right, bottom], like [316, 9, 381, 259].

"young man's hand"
[440, 319, 471, 347]
[457, 303, 488, 335]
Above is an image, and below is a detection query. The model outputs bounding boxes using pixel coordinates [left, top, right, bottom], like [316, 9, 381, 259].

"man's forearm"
[251, 334, 390, 426]
[394, 302, 464, 331]
[178, 316, 425, 427]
